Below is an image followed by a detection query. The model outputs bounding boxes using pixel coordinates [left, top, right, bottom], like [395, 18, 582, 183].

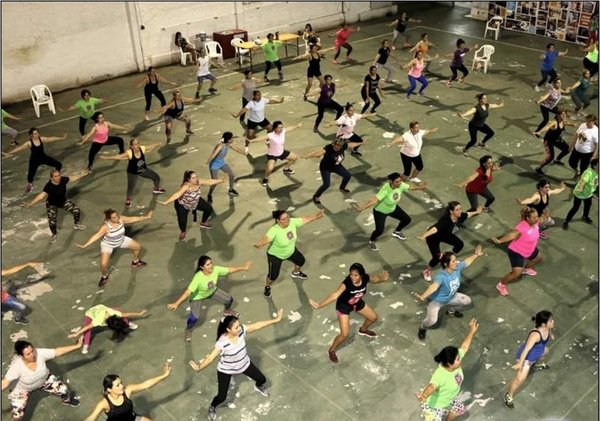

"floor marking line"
[561, 380, 599, 419]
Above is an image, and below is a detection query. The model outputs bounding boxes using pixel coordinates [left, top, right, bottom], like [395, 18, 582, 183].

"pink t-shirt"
[508, 220, 540, 257]
[92, 123, 109, 144]
[408, 59, 425, 78]
[267, 128, 286, 157]
[335, 28, 353, 47]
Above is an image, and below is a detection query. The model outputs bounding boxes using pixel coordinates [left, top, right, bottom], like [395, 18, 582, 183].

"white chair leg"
[33, 103, 40, 118]
[50, 100, 56, 114]
[495, 30, 499, 41]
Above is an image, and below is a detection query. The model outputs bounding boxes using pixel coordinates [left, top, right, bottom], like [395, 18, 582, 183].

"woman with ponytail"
[189, 310, 284, 421]
[504, 311, 554, 409]
[205, 132, 247, 202]
[84, 363, 171, 421]
[309, 263, 389, 363]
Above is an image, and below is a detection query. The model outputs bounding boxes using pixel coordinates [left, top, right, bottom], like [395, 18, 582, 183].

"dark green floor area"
[2, 3, 598, 420]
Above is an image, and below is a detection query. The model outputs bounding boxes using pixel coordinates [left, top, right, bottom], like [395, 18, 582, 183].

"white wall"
[1, 2, 396, 103]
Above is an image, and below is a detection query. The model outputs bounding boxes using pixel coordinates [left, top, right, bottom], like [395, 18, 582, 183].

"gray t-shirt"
[4, 348, 55, 393]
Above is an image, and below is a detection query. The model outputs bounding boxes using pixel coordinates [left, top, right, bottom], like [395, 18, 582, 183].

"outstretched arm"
[491, 229, 520, 245]
[167, 289, 192, 311]
[75, 225, 107, 249]
[189, 347, 221, 372]
[352, 196, 379, 212]
[245, 308, 284, 333]
[227, 261, 253, 274]
[22, 192, 48, 208]
[84, 400, 110, 421]
[309, 284, 346, 309]
[254, 234, 271, 249]
[301, 209, 324, 224]
[126, 363, 172, 395]
[121, 211, 153, 225]
[158, 184, 188, 205]
[463, 245, 483, 267]
[458, 107, 476, 119]
[54, 337, 84, 357]
[1, 262, 43, 277]
[549, 181, 566, 195]
[459, 318, 479, 353]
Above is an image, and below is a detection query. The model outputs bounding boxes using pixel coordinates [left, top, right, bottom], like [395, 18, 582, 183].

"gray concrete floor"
[2, 3, 598, 421]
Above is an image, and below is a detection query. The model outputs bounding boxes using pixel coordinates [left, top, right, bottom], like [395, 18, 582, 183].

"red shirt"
[466, 167, 493, 193]
[335, 28, 353, 46]
[1, 290, 8, 303]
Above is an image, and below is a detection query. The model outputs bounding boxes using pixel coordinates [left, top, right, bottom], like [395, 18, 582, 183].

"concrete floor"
[2, 3, 598, 420]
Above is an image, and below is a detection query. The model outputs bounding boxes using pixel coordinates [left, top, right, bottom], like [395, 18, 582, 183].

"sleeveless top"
[164, 99, 184, 118]
[146, 74, 159, 87]
[93, 123, 110, 144]
[544, 117, 565, 143]
[101, 219, 126, 248]
[105, 393, 137, 421]
[541, 88, 561, 109]
[308, 53, 321, 73]
[586, 44, 598, 63]
[470, 104, 489, 127]
[531, 192, 549, 216]
[516, 329, 551, 362]
[573, 77, 591, 97]
[178, 185, 202, 211]
[126, 147, 147, 175]
[408, 59, 425, 78]
[241, 78, 257, 101]
[29, 137, 45, 159]
[209, 145, 229, 170]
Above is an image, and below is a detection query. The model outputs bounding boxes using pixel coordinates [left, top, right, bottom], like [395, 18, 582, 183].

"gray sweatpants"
[2, 125, 18, 138]
[376, 62, 394, 81]
[420, 293, 472, 329]
[209, 164, 235, 194]
[186, 288, 233, 329]
[126, 169, 161, 198]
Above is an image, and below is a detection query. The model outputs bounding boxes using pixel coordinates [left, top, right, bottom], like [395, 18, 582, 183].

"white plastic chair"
[30, 85, 56, 118]
[231, 38, 250, 65]
[471, 45, 495, 74]
[179, 45, 192, 66]
[484, 16, 503, 40]
[204, 41, 224, 66]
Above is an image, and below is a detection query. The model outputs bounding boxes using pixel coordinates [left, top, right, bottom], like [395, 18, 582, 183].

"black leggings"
[315, 101, 343, 128]
[540, 139, 570, 168]
[265, 60, 282, 76]
[144, 84, 167, 111]
[569, 149, 593, 174]
[88, 137, 125, 169]
[314, 165, 351, 197]
[535, 105, 559, 133]
[565, 196, 593, 221]
[240, 97, 249, 123]
[370, 206, 412, 242]
[400, 153, 423, 177]
[78, 117, 91, 137]
[583, 57, 599, 77]
[449, 65, 469, 82]
[426, 234, 464, 268]
[211, 363, 266, 408]
[334, 43, 353, 60]
[174, 199, 213, 232]
[46, 201, 80, 235]
[361, 89, 381, 113]
[465, 122, 494, 151]
[267, 248, 305, 281]
[28, 154, 62, 183]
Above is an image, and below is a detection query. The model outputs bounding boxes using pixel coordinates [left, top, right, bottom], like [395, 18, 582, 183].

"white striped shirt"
[101, 220, 125, 248]
[216, 325, 251, 375]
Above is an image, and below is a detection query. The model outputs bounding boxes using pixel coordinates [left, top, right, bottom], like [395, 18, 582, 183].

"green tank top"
[586, 45, 598, 63]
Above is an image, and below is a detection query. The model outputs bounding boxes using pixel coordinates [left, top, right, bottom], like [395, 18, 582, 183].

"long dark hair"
[272, 210, 287, 221]
[196, 255, 211, 273]
[217, 315, 238, 340]
[92, 111, 104, 123]
[102, 374, 120, 395]
[434, 346, 459, 368]
[181, 170, 195, 186]
[479, 155, 492, 181]
[106, 315, 131, 341]
[446, 201, 460, 214]
[345, 262, 369, 283]
[532, 310, 553, 327]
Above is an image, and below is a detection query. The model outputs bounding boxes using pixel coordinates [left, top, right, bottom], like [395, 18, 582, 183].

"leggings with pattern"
[46, 201, 81, 235]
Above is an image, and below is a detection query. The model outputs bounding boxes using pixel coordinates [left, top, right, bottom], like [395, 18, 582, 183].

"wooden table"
[236, 33, 301, 71]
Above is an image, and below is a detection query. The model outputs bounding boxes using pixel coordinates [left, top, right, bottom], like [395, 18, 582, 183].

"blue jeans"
[407, 75, 428, 96]
[2, 295, 26, 317]
[314, 165, 351, 198]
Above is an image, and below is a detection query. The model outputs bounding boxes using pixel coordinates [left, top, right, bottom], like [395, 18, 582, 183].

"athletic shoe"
[504, 393, 515, 409]
[208, 88, 218, 94]
[496, 282, 509, 296]
[482, 207, 490, 212]
[409, 177, 422, 183]
[446, 310, 464, 318]
[199, 222, 212, 230]
[369, 241, 378, 251]
[152, 187, 166, 194]
[332, 59, 339, 64]
[261, 178, 269, 187]
[131, 260, 147, 268]
[166, 137, 171, 144]
[328, 349, 339, 363]
[81, 345, 89, 355]
[418, 328, 427, 341]
[179, 231, 187, 241]
[339, 188, 351, 193]
[263, 76, 270, 82]
[422, 268, 432, 282]
[562, 221, 569, 230]
[194, 92, 200, 99]
[535, 167, 545, 175]
[125, 199, 132, 208]
[62, 395, 80, 408]
[128, 322, 138, 330]
[25, 183, 33, 193]
[534, 85, 541, 92]
[228, 189, 239, 197]
[358, 328, 377, 338]
[50, 234, 57, 243]
[283, 168, 295, 174]
[539, 231, 549, 239]
[532, 362, 550, 371]
[351, 150, 362, 157]
[313, 196, 322, 205]
[99, 275, 109, 287]
[207, 194, 213, 203]
[477, 142, 489, 149]
[303, 94, 308, 101]
[545, 217, 555, 227]
[313, 126, 319, 133]
[10, 140, 18, 146]
[254, 384, 270, 397]
[263, 285, 271, 297]
[208, 406, 217, 421]
[553, 160, 565, 166]
[186, 129, 194, 135]
[144, 115, 150, 121]
[582, 216, 593, 224]
[222, 309, 239, 317]
[291, 271, 308, 280]
[278, 72, 284, 80]
[185, 329, 193, 342]
[454, 146, 467, 155]
[522, 267, 537, 276]
[73, 224, 87, 230]
[14, 316, 30, 326]
[392, 231, 407, 240]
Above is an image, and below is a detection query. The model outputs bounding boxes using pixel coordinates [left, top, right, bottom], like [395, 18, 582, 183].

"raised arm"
[489, 99, 504, 109]
[227, 261, 253, 274]
[75, 225, 108, 249]
[549, 181, 566, 195]
[99, 151, 129, 161]
[424, 127, 439, 136]
[558, 48, 569, 56]
[466, 207, 483, 218]
[5, 142, 31, 155]
[107, 121, 129, 132]
[68, 322, 94, 339]
[462, 245, 483, 267]
[536, 93, 550, 105]
[41, 134, 68, 143]
[458, 107, 476, 119]
[389, 135, 405, 147]
[157, 73, 177, 87]
[459, 318, 479, 353]
[269, 97, 285, 105]
[516, 192, 541, 206]
[54, 337, 84, 357]
[126, 363, 172, 395]
[79, 125, 98, 145]
[533, 120, 557, 137]
[68, 170, 91, 183]
[309, 283, 346, 309]
[199, 177, 227, 186]
[301, 209, 324, 224]
[189, 347, 221, 372]
[245, 308, 283, 333]
[402, 59, 415, 70]
[415, 281, 440, 302]
[121, 211, 153, 224]
[120, 310, 148, 319]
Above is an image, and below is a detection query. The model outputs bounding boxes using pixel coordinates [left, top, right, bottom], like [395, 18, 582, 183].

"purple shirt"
[318, 83, 335, 105]
[451, 47, 470, 67]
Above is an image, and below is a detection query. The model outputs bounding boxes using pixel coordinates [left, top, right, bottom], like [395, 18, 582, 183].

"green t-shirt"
[1, 109, 8, 130]
[575, 168, 598, 199]
[374, 182, 410, 214]
[261, 40, 283, 62]
[74, 97, 100, 119]
[426, 348, 466, 409]
[267, 217, 304, 259]
[85, 304, 122, 327]
[187, 266, 230, 301]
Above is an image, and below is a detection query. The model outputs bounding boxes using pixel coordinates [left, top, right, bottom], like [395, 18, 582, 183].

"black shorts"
[247, 118, 270, 131]
[345, 133, 363, 143]
[266, 150, 291, 161]
[307, 68, 322, 78]
[336, 300, 366, 315]
[508, 248, 540, 268]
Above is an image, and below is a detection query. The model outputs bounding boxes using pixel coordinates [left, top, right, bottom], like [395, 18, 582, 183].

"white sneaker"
[81, 345, 89, 355]
[128, 322, 138, 330]
[73, 224, 87, 230]
[409, 177, 422, 183]
[534, 85, 541, 92]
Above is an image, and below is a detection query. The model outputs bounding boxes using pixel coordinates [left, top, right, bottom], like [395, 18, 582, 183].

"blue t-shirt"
[428, 261, 467, 304]
[209, 145, 229, 170]
[540, 51, 558, 71]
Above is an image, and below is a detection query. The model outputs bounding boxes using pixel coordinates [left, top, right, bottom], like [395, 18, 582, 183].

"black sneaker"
[291, 271, 308, 280]
[446, 310, 464, 318]
[62, 395, 80, 407]
[208, 405, 217, 420]
[263, 285, 272, 297]
[562, 221, 569, 230]
[131, 260, 147, 268]
[261, 178, 269, 187]
[418, 328, 427, 341]
[283, 168, 295, 174]
[535, 167, 545, 175]
[532, 362, 550, 371]
[313, 196, 322, 205]
[553, 160, 565, 166]
[391, 231, 407, 240]
[351, 150, 363, 157]
[98, 275, 109, 287]
[194, 92, 200, 99]
[207, 194, 213, 203]
[263, 75, 270, 83]
[14, 316, 30, 326]
[254, 384, 270, 397]
[209, 88, 218, 94]
[228, 189, 239, 197]
[504, 393, 514, 409]
[339, 188, 351, 193]
[582, 216, 593, 224]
